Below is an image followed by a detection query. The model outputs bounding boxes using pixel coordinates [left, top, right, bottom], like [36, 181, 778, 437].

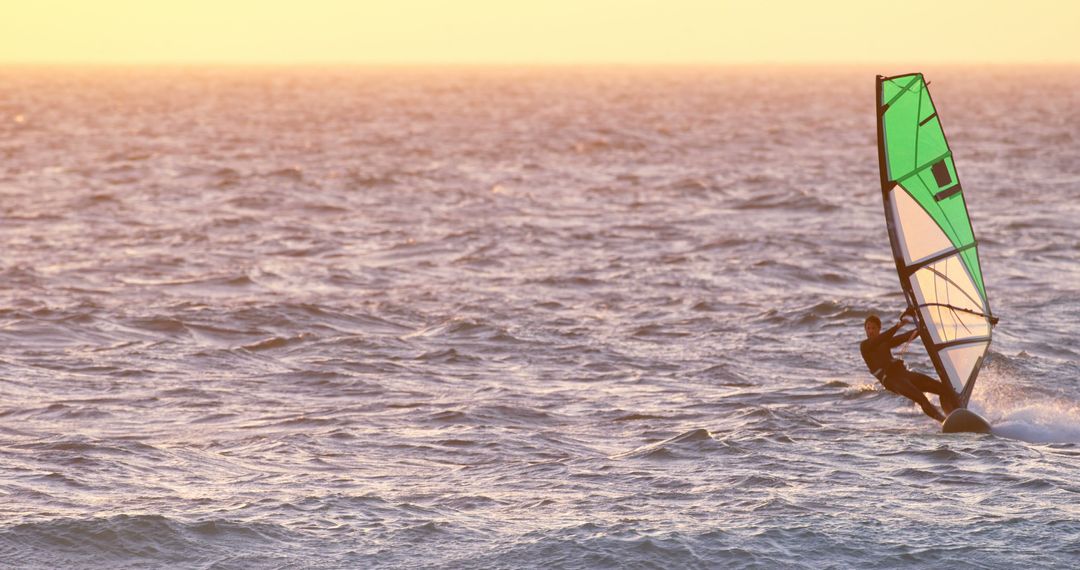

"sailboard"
[875, 73, 997, 410]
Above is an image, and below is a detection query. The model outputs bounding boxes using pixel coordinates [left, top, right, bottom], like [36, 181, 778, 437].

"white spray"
[970, 360, 1080, 443]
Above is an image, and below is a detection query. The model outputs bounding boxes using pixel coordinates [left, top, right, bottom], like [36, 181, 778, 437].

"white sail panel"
[938, 342, 989, 394]
[889, 185, 954, 265]
[917, 303, 991, 345]
[908, 253, 988, 344]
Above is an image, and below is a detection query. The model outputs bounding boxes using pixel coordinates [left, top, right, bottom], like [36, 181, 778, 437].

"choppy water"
[1, 66, 1079, 568]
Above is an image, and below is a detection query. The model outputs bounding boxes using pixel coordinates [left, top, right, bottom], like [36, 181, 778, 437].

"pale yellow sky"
[1, 0, 1078, 64]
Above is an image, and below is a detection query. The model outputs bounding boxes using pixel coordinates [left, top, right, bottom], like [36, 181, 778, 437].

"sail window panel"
[916, 301, 990, 345]
[938, 342, 989, 395]
[951, 308, 991, 338]
[910, 255, 989, 346]
[931, 160, 953, 187]
[916, 305, 948, 344]
[890, 185, 954, 265]
[911, 255, 987, 314]
[934, 254, 986, 313]
[917, 301, 990, 344]
[927, 259, 990, 316]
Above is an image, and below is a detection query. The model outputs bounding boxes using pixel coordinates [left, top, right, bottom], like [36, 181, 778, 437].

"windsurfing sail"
[875, 73, 997, 408]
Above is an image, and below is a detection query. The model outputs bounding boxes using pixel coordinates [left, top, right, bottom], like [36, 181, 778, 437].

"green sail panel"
[875, 73, 995, 407]
[881, 74, 984, 300]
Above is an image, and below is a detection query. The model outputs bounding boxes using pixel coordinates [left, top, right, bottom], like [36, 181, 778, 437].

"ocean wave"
[0, 515, 304, 568]
[2, 67, 1078, 569]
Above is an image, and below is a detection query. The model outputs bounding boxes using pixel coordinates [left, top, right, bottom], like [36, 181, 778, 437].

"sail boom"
[916, 303, 993, 322]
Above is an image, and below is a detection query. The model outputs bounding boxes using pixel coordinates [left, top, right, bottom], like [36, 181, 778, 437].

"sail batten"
[894, 151, 953, 184]
[875, 73, 994, 408]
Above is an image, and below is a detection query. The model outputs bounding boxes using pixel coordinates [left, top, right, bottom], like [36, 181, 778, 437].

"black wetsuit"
[859, 322, 955, 421]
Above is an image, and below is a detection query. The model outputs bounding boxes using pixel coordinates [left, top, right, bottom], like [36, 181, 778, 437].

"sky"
[2, 0, 1079, 65]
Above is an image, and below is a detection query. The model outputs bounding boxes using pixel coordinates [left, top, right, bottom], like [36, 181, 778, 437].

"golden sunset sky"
[2, 0, 1078, 64]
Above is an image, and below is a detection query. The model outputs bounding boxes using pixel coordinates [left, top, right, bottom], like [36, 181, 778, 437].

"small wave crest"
[611, 428, 745, 460]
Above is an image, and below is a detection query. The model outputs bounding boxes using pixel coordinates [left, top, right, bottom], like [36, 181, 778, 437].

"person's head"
[864, 314, 881, 339]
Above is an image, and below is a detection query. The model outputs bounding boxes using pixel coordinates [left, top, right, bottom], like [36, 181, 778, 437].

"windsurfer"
[860, 308, 958, 421]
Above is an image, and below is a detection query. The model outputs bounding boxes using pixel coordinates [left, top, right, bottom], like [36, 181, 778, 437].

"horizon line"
[2, 60, 1078, 68]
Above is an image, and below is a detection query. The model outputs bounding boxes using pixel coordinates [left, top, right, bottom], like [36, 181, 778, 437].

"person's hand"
[898, 306, 916, 325]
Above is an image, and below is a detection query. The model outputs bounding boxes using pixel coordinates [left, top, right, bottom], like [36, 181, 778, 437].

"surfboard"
[875, 73, 998, 433]
[942, 408, 992, 434]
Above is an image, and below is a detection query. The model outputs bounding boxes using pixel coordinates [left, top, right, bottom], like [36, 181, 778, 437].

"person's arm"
[888, 328, 919, 348]
[864, 321, 903, 351]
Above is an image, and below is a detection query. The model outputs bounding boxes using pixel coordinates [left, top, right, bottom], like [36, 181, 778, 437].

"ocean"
[1, 66, 1078, 568]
